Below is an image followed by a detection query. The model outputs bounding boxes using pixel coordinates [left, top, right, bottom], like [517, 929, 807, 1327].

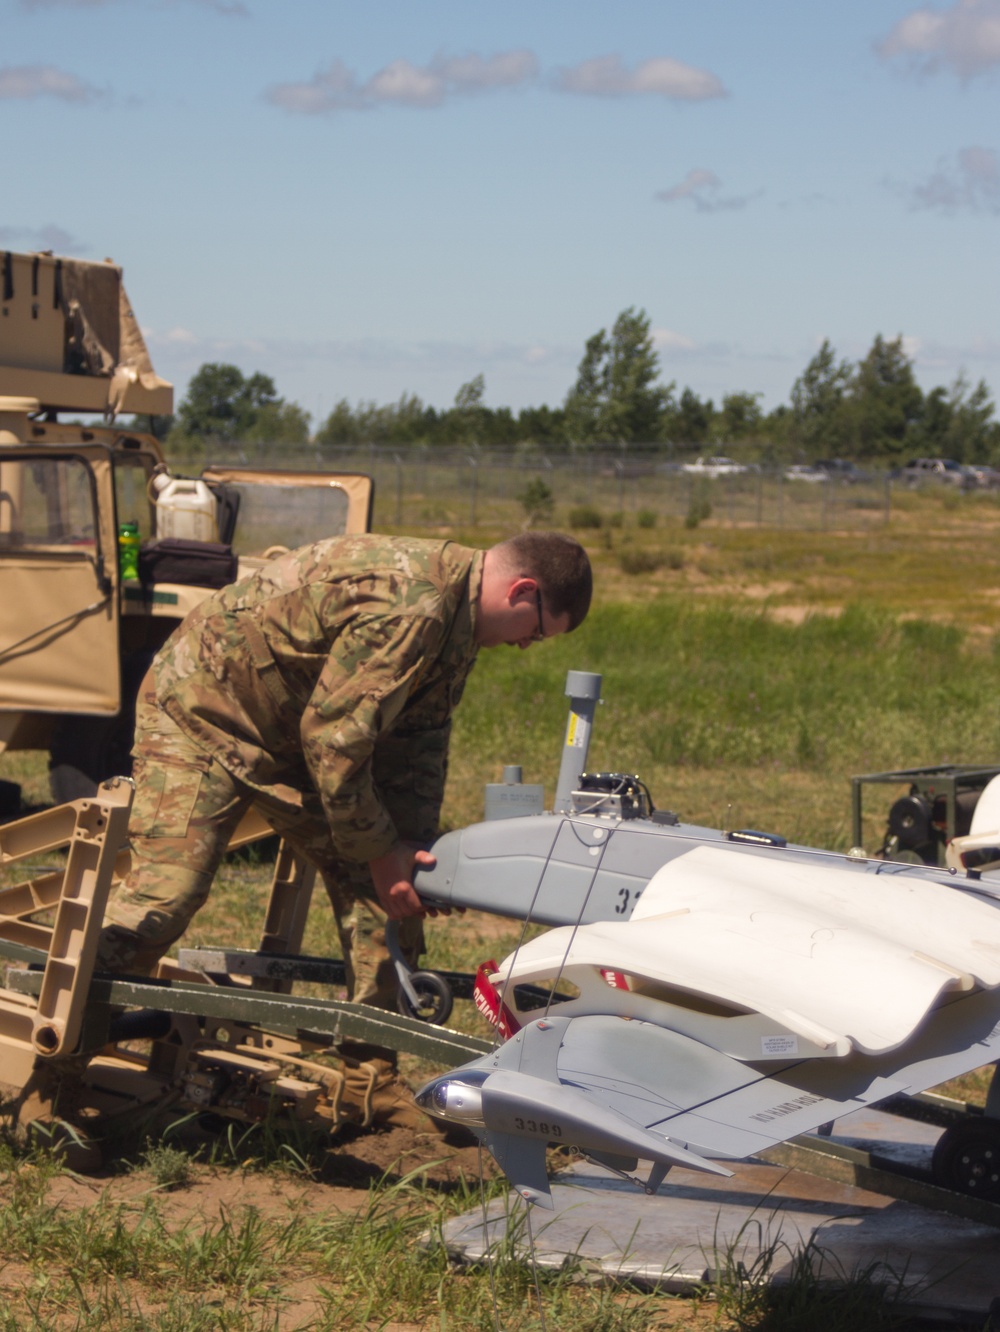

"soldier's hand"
[404, 845, 464, 917]
[369, 844, 437, 919]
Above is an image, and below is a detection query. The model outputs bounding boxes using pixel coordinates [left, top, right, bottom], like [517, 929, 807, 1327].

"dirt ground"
[35, 1122, 719, 1332]
[51, 1119, 496, 1212]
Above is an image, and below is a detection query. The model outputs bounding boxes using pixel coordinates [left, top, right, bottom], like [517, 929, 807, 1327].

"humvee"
[0, 249, 372, 806]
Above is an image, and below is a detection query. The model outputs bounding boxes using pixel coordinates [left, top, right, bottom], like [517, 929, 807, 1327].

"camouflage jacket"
[152, 535, 483, 862]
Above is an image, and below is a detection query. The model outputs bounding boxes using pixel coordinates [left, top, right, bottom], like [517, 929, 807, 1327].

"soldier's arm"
[375, 649, 477, 837]
[300, 611, 443, 866]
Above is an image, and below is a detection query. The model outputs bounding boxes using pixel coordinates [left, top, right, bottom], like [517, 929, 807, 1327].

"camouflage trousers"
[96, 684, 425, 1018]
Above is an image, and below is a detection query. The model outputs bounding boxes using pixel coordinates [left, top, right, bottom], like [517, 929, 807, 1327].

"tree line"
[135, 309, 1000, 464]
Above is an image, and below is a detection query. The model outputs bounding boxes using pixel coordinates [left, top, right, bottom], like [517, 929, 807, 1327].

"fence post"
[468, 456, 479, 526]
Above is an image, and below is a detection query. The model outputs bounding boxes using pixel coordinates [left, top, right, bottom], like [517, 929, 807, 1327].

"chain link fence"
[193, 443, 892, 533]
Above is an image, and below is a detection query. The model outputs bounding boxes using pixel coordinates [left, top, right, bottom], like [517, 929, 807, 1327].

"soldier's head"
[476, 532, 592, 649]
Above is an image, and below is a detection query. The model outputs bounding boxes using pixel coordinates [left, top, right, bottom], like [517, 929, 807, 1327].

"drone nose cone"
[415, 1075, 486, 1127]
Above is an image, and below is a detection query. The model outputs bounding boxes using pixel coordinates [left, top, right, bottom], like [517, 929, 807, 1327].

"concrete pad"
[440, 1109, 1000, 1323]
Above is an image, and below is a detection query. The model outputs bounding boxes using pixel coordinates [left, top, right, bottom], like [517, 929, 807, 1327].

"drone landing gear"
[385, 921, 454, 1026]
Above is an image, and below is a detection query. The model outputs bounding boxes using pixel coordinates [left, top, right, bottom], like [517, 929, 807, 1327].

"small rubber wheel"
[397, 971, 453, 1026]
[931, 1119, 1000, 1200]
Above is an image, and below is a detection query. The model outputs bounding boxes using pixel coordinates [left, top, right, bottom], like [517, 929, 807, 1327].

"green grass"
[439, 595, 1000, 852]
[0, 1149, 694, 1331]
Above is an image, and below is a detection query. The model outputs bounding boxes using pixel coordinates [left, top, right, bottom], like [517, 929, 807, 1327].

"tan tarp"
[110, 281, 173, 416]
[56, 254, 120, 377]
[0, 251, 172, 417]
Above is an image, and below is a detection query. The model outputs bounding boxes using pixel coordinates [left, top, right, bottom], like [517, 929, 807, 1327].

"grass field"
[2, 488, 1000, 1330]
[438, 488, 1000, 849]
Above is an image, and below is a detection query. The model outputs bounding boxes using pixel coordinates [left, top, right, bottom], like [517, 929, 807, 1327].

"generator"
[851, 764, 1000, 865]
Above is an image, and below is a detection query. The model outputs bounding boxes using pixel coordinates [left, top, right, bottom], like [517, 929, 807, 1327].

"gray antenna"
[553, 670, 603, 813]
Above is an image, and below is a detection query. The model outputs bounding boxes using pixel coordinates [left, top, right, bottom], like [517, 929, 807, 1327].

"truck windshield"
[224, 479, 353, 557]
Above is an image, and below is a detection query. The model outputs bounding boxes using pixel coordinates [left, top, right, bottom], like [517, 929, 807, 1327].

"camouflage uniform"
[97, 535, 484, 1017]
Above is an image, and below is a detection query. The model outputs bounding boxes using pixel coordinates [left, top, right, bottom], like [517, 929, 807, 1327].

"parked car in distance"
[896, 458, 973, 490]
[816, 459, 868, 484]
[681, 456, 748, 478]
[964, 463, 1000, 490]
[783, 464, 829, 484]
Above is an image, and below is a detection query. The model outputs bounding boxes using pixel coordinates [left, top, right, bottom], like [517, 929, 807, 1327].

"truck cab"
[0, 250, 372, 804]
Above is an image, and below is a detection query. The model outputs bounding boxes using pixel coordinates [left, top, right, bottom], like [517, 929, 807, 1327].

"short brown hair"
[491, 532, 592, 631]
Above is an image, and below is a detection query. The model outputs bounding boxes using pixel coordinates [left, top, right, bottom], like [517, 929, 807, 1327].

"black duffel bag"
[138, 538, 239, 590]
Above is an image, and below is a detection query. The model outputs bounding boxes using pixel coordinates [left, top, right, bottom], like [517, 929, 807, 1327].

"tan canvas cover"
[0, 251, 172, 417]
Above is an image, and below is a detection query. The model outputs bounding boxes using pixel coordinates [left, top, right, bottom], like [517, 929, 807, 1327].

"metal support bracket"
[5, 965, 491, 1065]
[760, 1131, 1000, 1229]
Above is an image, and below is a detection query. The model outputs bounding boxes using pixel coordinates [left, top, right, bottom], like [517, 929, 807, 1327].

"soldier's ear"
[506, 577, 537, 608]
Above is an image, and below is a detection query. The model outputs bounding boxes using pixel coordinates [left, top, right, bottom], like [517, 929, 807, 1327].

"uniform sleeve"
[299, 612, 443, 862]
[372, 636, 479, 843]
[372, 687, 452, 844]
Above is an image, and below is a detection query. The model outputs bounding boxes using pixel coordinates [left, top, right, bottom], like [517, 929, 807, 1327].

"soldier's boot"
[338, 1055, 436, 1131]
[336, 1038, 441, 1132]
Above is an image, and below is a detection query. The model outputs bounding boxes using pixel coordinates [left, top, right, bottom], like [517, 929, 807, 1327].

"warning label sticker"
[760, 1034, 799, 1056]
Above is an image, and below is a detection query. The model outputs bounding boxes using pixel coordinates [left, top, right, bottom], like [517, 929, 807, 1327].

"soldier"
[92, 530, 592, 1127]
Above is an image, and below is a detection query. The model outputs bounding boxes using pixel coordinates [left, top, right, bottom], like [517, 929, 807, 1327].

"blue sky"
[3, 0, 999, 425]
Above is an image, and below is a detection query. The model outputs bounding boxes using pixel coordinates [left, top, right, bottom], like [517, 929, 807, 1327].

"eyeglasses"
[531, 589, 546, 643]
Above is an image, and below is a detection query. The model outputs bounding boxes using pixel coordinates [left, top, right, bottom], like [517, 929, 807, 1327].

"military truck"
[0, 249, 372, 806]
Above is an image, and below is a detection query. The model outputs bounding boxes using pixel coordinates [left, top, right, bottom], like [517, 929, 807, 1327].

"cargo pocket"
[130, 763, 204, 839]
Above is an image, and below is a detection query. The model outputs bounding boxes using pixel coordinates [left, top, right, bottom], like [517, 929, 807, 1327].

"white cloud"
[904, 145, 1000, 212]
[266, 49, 538, 114]
[266, 49, 725, 115]
[655, 168, 760, 212]
[652, 327, 697, 352]
[163, 326, 199, 345]
[0, 224, 82, 252]
[0, 65, 100, 102]
[267, 61, 364, 114]
[368, 60, 447, 108]
[878, 0, 1000, 79]
[657, 167, 721, 202]
[554, 54, 726, 100]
